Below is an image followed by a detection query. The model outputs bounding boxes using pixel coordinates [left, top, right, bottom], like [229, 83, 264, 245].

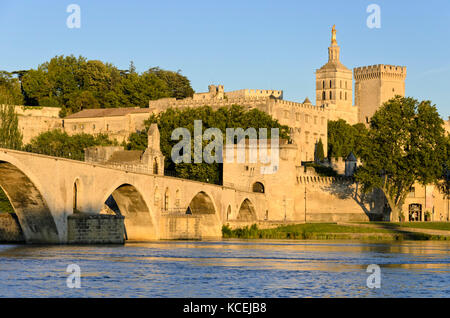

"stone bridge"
[0, 148, 267, 243]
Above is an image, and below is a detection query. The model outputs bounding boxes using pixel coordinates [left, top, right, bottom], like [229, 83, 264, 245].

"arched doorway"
[409, 204, 422, 222]
[252, 182, 265, 193]
[0, 161, 59, 243]
[237, 199, 257, 221]
[104, 184, 156, 241]
[188, 191, 220, 238]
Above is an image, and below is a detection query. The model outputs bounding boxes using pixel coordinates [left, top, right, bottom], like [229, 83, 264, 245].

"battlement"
[354, 64, 407, 80]
[295, 167, 354, 185]
[271, 99, 326, 112]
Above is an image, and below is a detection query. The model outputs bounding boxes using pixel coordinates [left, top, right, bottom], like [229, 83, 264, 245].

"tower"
[142, 123, 165, 175]
[315, 25, 353, 111]
[354, 64, 407, 125]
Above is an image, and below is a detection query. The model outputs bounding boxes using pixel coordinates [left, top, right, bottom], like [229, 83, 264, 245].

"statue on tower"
[331, 25, 337, 45]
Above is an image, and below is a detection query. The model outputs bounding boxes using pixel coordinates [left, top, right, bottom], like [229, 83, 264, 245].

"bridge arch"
[187, 191, 221, 238]
[103, 183, 157, 241]
[237, 198, 257, 221]
[0, 159, 59, 243]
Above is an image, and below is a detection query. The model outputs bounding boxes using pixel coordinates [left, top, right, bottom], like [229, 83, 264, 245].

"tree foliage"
[0, 71, 24, 105]
[327, 119, 368, 159]
[315, 138, 325, 162]
[6, 55, 194, 116]
[126, 105, 290, 184]
[0, 94, 23, 149]
[24, 130, 117, 161]
[355, 96, 448, 221]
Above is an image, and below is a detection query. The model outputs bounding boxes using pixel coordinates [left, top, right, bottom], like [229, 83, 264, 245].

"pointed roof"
[303, 97, 311, 104]
[346, 152, 357, 162]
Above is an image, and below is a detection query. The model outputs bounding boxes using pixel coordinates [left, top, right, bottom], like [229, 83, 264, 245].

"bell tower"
[315, 25, 353, 111]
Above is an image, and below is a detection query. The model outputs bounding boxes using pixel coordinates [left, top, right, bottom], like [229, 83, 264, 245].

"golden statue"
[331, 24, 337, 45]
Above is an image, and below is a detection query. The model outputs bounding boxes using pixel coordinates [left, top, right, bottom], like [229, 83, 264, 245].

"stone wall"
[0, 214, 25, 242]
[67, 214, 125, 244]
[160, 215, 202, 240]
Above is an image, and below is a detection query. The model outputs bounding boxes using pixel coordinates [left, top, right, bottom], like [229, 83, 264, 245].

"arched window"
[322, 91, 326, 100]
[322, 80, 325, 89]
[345, 92, 348, 100]
[329, 91, 332, 99]
[329, 80, 332, 88]
[153, 158, 158, 174]
[340, 91, 342, 99]
[252, 182, 265, 193]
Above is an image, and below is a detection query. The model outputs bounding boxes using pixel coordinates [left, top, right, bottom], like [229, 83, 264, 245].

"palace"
[6, 26, 449, 229]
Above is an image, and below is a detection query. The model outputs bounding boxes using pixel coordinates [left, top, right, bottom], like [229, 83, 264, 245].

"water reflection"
[0, 240, 449, 297]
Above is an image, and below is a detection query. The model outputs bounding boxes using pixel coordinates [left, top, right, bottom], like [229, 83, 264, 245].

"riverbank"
[222, 223, 450, 241]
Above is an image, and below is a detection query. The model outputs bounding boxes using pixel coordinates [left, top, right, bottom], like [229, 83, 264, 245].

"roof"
[106, 150, 143, 164]
[317, 61, 351, 72]
[346, 152, 357, 162]
[65, 107, 151, 119]
[303, 97, 311, 104]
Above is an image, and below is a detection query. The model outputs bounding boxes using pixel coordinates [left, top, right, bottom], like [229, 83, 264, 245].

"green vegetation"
[303, 162, 337, 177]
[315, 138, 325, 162]
[0, 103, 23, 150]
[356, 96, 448, 221]
[222, 223, 450, 241]
[0, 71, 24, 105]
[24, 130, 118, 161]
[327, 119, 368, 159]
[127, 105, 290, 184]
[0, 187, 14, 214]
[360, 222, 450, 231]
[1, 55, 194, 117]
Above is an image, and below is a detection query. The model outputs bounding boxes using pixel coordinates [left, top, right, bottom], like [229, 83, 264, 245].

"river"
[0, 240, 449, 297]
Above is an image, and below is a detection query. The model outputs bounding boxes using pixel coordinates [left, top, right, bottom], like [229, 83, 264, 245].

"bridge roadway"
[0, 148, 266, 243]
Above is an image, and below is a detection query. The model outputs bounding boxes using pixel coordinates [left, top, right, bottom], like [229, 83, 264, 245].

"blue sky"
[0, 0, 449, 118]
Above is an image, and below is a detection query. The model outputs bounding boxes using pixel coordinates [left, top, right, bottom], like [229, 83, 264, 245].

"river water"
[0, 240, 449, 298]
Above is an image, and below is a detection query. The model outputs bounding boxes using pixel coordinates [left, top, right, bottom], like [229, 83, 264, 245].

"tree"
[148, 67, 194, 99]
[0, 91, 23, 149]
[0, 71, 24, 105]
[328, 119, 368, 159]
[16, 55, 195, 115]
[126, 105, 290, 184]
[356, 96, 448, 221]
[24, 130, 117, 161]
[315, 138, 325, 162]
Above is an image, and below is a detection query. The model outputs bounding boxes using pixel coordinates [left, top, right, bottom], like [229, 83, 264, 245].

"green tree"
[356, 96, 448, 221]
[328, 119, 368, 159]
[315, 138, 325, 162]
[0, 71, 24, 105]
[148, 67, 194, 99]
[126, 105, 290, 184]
[25, 130, 117, 161]
[0, 92, 23, 149]
[18, 55, 195, 115]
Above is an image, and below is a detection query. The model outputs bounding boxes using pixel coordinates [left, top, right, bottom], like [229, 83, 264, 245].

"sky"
[0, 0, 449, 119]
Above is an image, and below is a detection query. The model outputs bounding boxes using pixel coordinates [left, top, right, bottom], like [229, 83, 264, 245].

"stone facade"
[67, 213, 125, 244]
[15, 106, 62, 144]
[63, 107, 152, 143]
[0, 213, 24, 242]
[403, 182, 449, 222]
[354, 64, 407, 125]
